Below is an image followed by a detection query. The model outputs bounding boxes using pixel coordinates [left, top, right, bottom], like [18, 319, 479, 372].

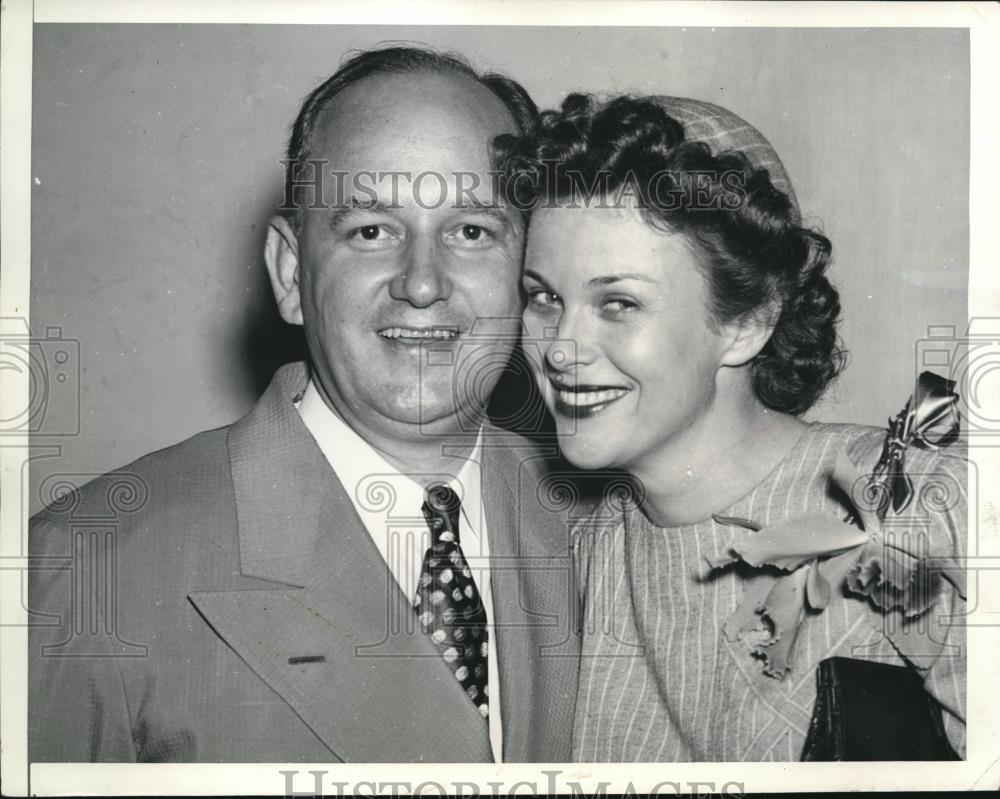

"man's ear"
[264, 215, 303, 326]
[719, 301, 780, 368]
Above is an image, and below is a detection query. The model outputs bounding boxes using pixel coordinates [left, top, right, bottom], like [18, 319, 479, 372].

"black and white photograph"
[2, 1, 998, 795]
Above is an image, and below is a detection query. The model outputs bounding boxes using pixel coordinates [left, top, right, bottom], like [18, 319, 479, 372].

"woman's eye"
[526, 288, 560, 310]
[603, 298, 640, 315]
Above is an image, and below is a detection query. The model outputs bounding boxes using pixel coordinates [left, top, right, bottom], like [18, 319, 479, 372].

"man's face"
[266, 71, 524, 445]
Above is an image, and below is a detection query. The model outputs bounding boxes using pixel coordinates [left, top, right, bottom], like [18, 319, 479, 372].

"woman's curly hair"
[495, 93, 847, 416]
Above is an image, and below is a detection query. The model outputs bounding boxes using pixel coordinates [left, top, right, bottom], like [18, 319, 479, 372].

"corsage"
[706, 372, 966, 678]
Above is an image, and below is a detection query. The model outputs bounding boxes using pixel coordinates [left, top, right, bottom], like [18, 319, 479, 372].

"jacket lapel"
[482, 433, 580, 762]
[188, 363, 491, 762]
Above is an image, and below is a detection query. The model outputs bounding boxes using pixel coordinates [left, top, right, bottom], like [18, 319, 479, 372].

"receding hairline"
[305, 67, 519, 156]
[283, 47, 538, 229]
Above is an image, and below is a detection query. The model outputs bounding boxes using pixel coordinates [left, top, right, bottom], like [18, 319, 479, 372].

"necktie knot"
[422, 484, 461, 545]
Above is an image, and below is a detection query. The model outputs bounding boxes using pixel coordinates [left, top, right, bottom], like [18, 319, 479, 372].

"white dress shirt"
[296, 380, 503, 761]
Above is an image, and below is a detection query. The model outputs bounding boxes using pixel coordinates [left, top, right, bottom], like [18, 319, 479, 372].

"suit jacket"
[29, 362, 581, 762]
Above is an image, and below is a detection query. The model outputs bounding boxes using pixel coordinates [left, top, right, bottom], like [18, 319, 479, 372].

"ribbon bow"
[870, 371, 960, 520]
[706, 370, 964, 678]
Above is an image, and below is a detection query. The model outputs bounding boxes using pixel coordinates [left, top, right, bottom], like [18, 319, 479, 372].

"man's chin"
[377, 395, 485, 436]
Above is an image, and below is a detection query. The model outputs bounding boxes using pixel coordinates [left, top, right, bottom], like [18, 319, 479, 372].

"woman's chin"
[556, 433, 621, 472]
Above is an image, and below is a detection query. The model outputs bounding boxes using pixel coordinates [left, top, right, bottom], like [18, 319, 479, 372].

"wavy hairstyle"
[496, 93, 847, 416]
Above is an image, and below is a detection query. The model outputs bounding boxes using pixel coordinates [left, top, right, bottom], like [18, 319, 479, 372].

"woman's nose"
[388, 239, 451, 307]
[544, 308, 599, 371]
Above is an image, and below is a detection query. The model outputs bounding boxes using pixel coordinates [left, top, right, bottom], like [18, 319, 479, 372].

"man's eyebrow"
[327, 201, 516, 228]
[455, 204, 518, 228]
[328, 199, 398, 227]
[458, 203, 508, 217]
[585, 273, 659, 288]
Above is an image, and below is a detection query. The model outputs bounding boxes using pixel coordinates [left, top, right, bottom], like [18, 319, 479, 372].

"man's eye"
[448, 223, 496, 246]
[356, 225, 383, 240]
[346, 224, 399, 249]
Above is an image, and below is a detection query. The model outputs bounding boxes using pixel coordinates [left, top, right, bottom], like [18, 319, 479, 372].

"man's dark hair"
[282, 45, 539, 229]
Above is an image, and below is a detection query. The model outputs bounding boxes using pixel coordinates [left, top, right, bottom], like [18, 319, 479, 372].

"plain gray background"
[29, 25, 969, 515]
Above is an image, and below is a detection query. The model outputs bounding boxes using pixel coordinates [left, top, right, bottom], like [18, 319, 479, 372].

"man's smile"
[377, 325, 462, 343]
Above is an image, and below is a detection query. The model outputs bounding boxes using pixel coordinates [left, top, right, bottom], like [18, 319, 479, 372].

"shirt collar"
[296, 379, 483, 522]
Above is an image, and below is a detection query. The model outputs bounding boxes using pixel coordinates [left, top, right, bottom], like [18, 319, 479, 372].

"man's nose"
[388, 238, 451, 307]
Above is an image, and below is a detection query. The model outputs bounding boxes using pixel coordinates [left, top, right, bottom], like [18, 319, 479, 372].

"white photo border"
[3, 1, 999, 795]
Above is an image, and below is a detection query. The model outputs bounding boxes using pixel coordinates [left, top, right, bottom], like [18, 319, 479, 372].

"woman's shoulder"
[807, 420, 967, 474]
[802, 420, 885, 457]
[807, 421, 967, 555]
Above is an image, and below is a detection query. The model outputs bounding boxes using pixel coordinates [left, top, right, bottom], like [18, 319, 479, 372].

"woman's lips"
[551, 385, 631, 418]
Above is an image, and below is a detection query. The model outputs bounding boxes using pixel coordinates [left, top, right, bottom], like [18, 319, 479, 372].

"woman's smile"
[550, 382, 633, 418]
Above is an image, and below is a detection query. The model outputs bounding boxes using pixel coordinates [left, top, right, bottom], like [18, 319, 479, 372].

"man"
[29, 46, 580, 763]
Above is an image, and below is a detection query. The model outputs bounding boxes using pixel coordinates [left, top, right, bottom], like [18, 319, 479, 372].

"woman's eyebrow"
[522, 268, 551, 286]
[585, 273, 659, 288]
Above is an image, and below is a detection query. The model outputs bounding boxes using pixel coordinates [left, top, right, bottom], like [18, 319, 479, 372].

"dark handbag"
[801, 657, 960, 761]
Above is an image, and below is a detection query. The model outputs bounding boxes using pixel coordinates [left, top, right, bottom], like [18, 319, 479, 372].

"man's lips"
[377, 325, 461, 343]
[549, 381, 632, 418]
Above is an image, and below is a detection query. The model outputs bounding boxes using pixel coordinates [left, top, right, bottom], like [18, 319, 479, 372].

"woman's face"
[522, 204, 738, 472]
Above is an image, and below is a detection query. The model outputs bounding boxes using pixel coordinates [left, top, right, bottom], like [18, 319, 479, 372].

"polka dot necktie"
[414, 484, 490, 720]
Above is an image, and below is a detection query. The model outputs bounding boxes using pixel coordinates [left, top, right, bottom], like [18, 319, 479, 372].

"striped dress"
[572, 422, 966, 762]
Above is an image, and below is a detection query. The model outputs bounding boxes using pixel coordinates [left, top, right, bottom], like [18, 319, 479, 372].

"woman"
[498, 95, 966, 761]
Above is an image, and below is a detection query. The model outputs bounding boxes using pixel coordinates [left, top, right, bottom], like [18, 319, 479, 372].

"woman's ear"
[264, 215, 303, 326]
[720, 301, 780, 368]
